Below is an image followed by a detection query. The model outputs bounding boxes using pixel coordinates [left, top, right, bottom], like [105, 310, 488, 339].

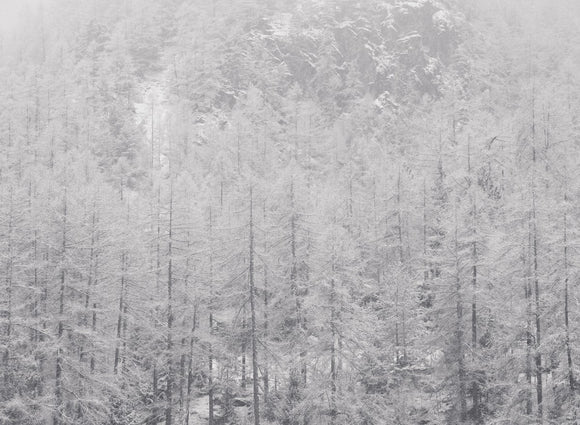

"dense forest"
[1, 0, 580, 424]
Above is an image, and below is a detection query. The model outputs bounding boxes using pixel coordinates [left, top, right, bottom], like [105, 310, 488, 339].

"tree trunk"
[468, 141, 481, 423]
[290, 180, 306, 384]
[249, 187, 260, 425]
[396, 170, 407, 364]
[525, 224, 533, 417]
[263, 201, 269, 403]
[532, 100, 543, 423]
[114, 251, 126, 375]
[3, 187, 14, 389]
[563, 191, 574, 390]
[208, 207, 215, 425]
[242, 312, 247, 391]
[330, 276, 337, 425]
[81, 207, 97, 365]
[166, 183, 175, 425]
[185, 304, 197, 425]
[54, 188, 67, 425]
[91, 204, 99, 374]
[454, 203, 467, 423]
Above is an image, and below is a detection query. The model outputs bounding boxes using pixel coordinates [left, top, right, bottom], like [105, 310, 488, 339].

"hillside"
[1, 0, 580, 424]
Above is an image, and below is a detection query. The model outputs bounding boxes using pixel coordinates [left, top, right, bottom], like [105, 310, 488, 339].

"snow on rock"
[133, 63, 173, 176]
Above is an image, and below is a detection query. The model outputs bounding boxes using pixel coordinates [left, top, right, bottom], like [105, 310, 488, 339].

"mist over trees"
[1, 0, 580, 424]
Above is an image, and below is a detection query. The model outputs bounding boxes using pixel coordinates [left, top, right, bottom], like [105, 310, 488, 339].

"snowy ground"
[188, 395, 210, 425]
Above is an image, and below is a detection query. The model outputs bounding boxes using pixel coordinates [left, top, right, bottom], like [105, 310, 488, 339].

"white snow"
[188, 395, 210, 424]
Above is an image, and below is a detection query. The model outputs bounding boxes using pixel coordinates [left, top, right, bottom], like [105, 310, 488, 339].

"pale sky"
[0, 0, 44, 36]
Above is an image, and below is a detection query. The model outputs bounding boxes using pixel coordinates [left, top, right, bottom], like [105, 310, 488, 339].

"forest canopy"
[1, 0, 580, 424]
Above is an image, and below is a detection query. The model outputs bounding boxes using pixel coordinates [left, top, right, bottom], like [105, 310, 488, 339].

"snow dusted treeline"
[1, 0, 580, 424]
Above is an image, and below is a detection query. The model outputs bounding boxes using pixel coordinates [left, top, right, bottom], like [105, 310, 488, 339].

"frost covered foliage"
[1, 0, 580, 424]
